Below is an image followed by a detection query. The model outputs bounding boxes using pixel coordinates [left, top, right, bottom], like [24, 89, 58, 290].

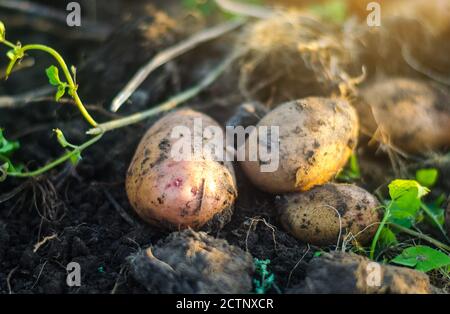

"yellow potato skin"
[240, 97, 359, 193]
[358, 78, 450, 154]
[278, 183, 381, 246]
[126, 109, 237, 230]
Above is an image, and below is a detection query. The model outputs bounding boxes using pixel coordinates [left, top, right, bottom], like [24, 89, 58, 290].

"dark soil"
[1, 0, 449, 294]
[0, 0, 313, 294]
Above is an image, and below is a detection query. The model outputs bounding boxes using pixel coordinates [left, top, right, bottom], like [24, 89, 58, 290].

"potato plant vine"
[0, 20, 101, 181]
[0, 22, 97, 127]
[0, 20, 230, 181]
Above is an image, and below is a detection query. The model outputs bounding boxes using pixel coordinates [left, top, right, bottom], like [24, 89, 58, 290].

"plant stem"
[388, 223, 450, 252]
[20, 44, 98, 127]
[0, 39, 98, 127]
[7, 134, 103, 178]
[2, 39, 16, 49]
[370, 203, 392, 260]
[87, 54, 235, 135]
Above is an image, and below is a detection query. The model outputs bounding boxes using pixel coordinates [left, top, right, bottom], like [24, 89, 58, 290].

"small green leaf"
[416, 168, 439, 188]
[69, 151, 82, 166]
[313, 251, 323, 258]
[0, 129, 20, 155]
[5, 46, 24, 79]
[46, 65, 62, 86]
[54, 129, 69, 148]
[389, 180, 429, 209]
[0, 21, 5, 41]
[0, 129, 23, 176]
[391, 246, 450, 272]
[53, 129, 77, 149]
[378, 227, 398, 250]
[55, 84, 66, 101]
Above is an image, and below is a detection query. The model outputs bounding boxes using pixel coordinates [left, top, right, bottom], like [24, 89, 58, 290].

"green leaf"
[388, 180, 429, 210]
[54, 129, 69, 148]
[0, 129, 23, 176]
[55, 84, 66, 101]
[391, 246, 450, 272]
[69, 151, 82, 166]
[53, 129, 77, 149]
[0, 21, 5, 41]
[387, 180, 429, 228]
[0, 129, 20, 155]
[313, 251, 323, 258]
[416, 168, 439, 188]
[46, 65, 62, 86]
[53, 129, 81, 166]
[378, 227, 398, 250]
[389, 201, 417, 228]
[5, 46, 24, 79]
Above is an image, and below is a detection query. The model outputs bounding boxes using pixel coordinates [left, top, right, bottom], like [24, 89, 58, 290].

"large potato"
[358, 78, 450, 154]
[278, 183, 381, 246]
[240, 98, 359, 193]
[126, 109, 237, 230]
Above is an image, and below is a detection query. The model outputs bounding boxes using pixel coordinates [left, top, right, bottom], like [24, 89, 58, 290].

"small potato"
[358, 78, 450, 154]
[240, 98, 359, 193]
[126, 109, 237, 230]
[278, 183, 381, 246]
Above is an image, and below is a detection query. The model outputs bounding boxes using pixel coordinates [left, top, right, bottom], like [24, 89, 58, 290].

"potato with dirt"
[240, 97, 359, 193]
[126, 109, 237, 230]
[356, 78, 450, 154]
[278, 183, 381, 246]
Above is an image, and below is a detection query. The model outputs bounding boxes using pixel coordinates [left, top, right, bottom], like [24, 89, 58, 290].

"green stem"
[389, 223, 450, 252]
[7, 134, 103, 178]
[20, 44, 98, 127]
[2, 39, 16, 49]
[370, 203, 392, 260]
[87, 54, 235, 135]
[0, 39, 97, 127]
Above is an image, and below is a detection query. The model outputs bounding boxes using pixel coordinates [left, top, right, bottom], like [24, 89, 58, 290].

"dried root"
[234, 11, 360, 106]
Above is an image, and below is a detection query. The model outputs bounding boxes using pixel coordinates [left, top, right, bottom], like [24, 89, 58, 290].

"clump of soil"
[288, 251, 435, 294]
[128, 229, 254, 294]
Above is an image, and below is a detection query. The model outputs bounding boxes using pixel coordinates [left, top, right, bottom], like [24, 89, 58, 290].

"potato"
[240, 97, 359, 193]
[278, 183, 381, 246]
[357, 78, 450, 154]
[126, 109, 237, 230]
